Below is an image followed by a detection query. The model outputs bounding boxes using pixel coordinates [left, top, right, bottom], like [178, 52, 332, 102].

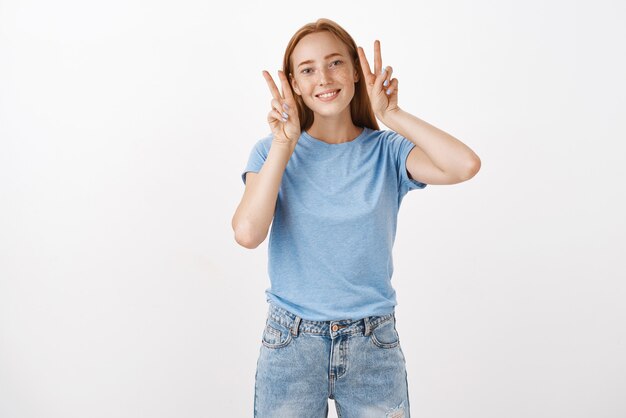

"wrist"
[270, 140, 297, 155]
[378, 106, 402, 127]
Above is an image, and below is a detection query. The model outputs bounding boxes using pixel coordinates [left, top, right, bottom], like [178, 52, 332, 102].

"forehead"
[291, 31, 350, 63]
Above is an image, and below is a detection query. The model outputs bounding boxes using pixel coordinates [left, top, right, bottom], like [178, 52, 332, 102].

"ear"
[354, 69, 360, 83]
[289, 73, 302, 96]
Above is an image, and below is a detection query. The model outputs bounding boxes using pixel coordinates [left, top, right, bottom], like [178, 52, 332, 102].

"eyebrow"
[297, 53, 344, 68]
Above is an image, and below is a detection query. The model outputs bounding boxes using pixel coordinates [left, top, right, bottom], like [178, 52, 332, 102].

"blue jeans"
[254, 303, 410, 418]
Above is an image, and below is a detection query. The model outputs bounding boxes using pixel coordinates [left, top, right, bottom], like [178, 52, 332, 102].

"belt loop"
[363, 316, 371, 336]
[291, 316, 301, 337]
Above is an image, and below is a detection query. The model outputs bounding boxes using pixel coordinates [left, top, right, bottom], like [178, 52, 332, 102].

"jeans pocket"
[370, 317, 400, 349]
[261, 319, 293, 349]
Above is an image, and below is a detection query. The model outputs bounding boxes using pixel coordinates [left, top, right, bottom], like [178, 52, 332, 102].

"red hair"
[282, 18, 379, 131]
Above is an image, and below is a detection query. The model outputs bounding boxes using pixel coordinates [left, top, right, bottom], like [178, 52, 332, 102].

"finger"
[375, 65, 391, 91]
[273, 108, 288, 122]
[357, 46, 373, 78]
[262, 70, 282, 101]
[382, 66, 393, 88]
[277, 70, 295, 103]
[271, 98, 289, 120]
[267, 110, 279, 128]
[386, 78, 398, 95]
[268, 108, 287, 125]
[271, 98, 281, 113]
[374, 40, 382, 76]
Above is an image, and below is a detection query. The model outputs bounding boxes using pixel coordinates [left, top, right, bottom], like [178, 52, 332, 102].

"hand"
[357, 40, 399, 120]
[262, 70, 301, 147]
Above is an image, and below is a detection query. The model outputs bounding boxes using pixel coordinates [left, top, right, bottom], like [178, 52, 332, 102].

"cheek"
[342, 77, 357, 93]
[296, 80, 314, 95]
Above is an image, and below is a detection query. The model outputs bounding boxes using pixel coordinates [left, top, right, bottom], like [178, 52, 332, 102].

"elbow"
[457, 154, 481, 182]
[234, 232, 262, 249]
[232, 221, 266, 249]
[467, 154, 481, 179]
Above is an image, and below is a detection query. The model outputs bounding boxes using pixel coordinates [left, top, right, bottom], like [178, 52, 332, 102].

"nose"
[318, 67, 331, 86]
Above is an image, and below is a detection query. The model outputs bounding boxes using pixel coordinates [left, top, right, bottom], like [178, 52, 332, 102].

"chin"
[308, 100, 350, 115]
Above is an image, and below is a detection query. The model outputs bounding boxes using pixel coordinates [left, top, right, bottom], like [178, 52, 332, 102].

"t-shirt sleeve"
[241, 137, 270, 185]
[386, 130, 427, 195]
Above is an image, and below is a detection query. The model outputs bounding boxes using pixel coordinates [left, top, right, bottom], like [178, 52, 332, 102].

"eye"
[300, 60, 343, 75]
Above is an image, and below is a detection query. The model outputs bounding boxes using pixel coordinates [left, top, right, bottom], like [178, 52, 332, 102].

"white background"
[1, 0, 625, 417]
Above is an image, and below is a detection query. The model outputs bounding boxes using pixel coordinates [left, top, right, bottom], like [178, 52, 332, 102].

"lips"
[315, 89, 340, 98]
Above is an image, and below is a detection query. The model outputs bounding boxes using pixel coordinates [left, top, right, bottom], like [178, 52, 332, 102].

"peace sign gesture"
[357, 40, 399, 119]
[262, 70, 301, 147]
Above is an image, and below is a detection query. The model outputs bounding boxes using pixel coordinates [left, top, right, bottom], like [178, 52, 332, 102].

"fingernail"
[386, 88, 392, 95]
[282, 103, 289, 111]
[281, 117, 287, 122]
[383, 79, 389, 87]
[281, 111, 289, 119]
[381, 66, 387, 75]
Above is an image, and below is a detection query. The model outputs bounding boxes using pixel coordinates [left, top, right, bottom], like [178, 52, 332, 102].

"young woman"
[232, 18, 480, 418]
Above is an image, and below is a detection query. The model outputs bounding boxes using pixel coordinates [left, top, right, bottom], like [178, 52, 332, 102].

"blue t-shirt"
[241, 127, 426, 321]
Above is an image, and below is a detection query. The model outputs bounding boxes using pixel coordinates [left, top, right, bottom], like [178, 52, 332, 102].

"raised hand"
[357, 40, 399, 119]
[262, 70, 301, 147]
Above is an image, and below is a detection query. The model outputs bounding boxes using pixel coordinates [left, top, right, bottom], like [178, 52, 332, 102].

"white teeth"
[318, 90, 339, 98]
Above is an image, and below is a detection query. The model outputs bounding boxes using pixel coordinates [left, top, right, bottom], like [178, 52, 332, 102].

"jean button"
[331, 324, 339, 332]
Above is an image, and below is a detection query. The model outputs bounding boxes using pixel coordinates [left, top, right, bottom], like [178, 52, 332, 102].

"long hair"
[282, 18, 380, 132]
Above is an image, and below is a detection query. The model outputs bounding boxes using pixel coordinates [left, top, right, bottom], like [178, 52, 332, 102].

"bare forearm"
[232, 143, 294, 248]
[380, 108, 480, 177]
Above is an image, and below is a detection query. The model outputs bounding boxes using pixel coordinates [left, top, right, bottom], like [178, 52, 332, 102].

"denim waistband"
[267, 303, 395, 337]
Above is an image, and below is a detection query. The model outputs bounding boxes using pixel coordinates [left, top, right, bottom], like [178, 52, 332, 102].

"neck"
[306, 112, 362, 144]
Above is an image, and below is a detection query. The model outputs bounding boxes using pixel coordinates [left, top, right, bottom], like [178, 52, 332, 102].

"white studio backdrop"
[1, 0, 625, 417]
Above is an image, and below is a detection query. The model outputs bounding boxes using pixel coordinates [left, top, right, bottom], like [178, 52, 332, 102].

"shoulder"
[363, 128, 410, 151]
[363, 127, 388, 140]
[249, 132, 274, 156]
[257, 132, 274, 149]
[379, 129, 405, 143]
[363, 127, 404, 143]
[357, 127, 389, 148]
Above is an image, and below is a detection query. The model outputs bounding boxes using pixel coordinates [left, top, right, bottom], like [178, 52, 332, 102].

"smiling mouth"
[316, 89, 341, 99]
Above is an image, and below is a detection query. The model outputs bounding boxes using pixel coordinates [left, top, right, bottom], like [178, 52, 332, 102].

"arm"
[357, 41, 481, 185]
[231, 71, 300, 249]
[381, 108, 481, 185]
[231, 142, 295, 249]
[232, 69, 300, 249]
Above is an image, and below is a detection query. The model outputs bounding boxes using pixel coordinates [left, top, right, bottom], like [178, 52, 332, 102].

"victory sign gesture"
[357, 40, 399, 120]
[262, 70, 301, 147]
